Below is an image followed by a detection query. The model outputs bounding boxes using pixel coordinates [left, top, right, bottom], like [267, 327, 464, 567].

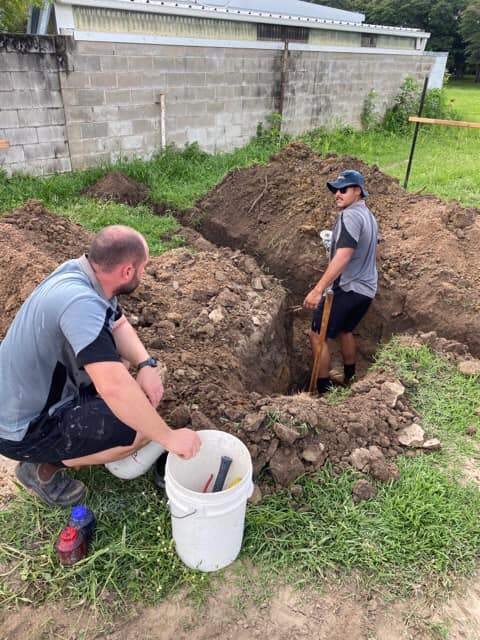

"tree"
[306, 0, 468, 76]
[459, 0, 480, 81]
[0, 0, 49, 33]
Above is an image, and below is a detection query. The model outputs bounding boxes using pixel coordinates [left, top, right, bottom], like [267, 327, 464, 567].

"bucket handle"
[167, 501, 197, 519]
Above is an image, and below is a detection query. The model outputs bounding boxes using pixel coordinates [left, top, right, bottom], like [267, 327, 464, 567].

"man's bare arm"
[84, 361, 199, 458]
[303, 247, 355, 309]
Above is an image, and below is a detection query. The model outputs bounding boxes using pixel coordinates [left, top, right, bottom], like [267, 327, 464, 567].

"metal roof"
[51, 0, 431, 38]
[175, 0, 365, 24]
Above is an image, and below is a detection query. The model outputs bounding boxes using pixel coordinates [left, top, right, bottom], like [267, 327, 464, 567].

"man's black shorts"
[0, 395, 136, 463]
[311, 288, 373, 339]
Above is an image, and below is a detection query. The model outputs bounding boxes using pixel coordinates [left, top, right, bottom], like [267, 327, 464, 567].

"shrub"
[383, 78, 459, 134]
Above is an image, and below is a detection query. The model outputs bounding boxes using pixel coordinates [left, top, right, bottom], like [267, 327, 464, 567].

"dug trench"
[1, 142, 480, 497]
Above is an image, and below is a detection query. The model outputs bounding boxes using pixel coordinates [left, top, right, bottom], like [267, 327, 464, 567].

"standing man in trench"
[0, 225, 201, 508]
[303, 170, 379, 394]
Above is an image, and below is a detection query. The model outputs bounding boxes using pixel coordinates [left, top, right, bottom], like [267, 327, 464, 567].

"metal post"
[403, 77, 429, 190]
[278, 40, 289, 121]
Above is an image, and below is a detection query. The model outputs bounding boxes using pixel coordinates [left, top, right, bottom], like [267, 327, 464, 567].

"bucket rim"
[165, 429, 253, 499]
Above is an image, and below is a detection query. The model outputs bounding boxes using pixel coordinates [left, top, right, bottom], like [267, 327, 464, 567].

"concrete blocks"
[104, 90, 131, 106]
[100, 55, 129, 72]
[7, 127, 38, 145]
[1, 110, 19, 128]
[81, 122, 109, 139]
[76, 88, 105, 107]
[37, 125, 67, 142]
[0, 37, 434, 176]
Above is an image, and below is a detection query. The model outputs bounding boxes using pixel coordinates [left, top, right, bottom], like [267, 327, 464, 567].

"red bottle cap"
[60, 526, 78, 543]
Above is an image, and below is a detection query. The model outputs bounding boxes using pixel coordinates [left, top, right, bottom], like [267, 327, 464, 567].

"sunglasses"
[335, 186, 350, 194]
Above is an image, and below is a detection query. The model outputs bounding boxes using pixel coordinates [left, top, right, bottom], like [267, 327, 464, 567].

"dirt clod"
[352, 479, 378, 503]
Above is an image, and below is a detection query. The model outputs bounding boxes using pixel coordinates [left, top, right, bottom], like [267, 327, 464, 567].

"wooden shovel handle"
[308, 290, 334, 394]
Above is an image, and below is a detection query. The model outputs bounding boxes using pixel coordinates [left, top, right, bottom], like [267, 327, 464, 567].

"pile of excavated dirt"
[3, 143, 480, 494]
[81, 170, 151, 206]
[189, 142, 480, 365]
[0, 200, 459, 493]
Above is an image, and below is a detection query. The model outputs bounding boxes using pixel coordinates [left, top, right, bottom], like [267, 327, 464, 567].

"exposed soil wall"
[192, 143, 480, 360]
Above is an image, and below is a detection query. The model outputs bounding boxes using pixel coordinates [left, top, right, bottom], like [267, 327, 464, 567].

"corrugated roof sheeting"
[174, 0, 365, 23]
[74, 6, 256, 39]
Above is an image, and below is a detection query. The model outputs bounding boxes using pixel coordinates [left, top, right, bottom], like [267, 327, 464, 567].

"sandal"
[15, 462, 86, 508]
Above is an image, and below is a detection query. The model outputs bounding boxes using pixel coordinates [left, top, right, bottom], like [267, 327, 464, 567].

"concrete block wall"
[0, 35, 435, 176]
[61, 40, 280, 168]
[0, 35, 71, 176]
[283, 51, 434, 135]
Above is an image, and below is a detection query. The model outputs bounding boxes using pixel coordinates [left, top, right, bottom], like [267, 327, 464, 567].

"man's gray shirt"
[330, 200, 378, 298]
[0, 258, 121, 441]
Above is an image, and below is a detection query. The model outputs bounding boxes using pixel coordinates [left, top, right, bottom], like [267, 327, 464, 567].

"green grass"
[299, 124, 480, 208]
[373, 339, 480, 460]
[245, 457, 480, 595]
[445, 78, 480, 123]
[0, 469, 213, 610]
[0, 134, 286, 216]
[2, 341, 480, 608]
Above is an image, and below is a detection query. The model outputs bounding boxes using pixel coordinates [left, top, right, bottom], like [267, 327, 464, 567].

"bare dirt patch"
[2, 568, 480, 640]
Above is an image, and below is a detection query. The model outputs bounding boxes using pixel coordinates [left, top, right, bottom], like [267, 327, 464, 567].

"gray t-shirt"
[330, 200, 378, 298]
[0, 257, 122, 441]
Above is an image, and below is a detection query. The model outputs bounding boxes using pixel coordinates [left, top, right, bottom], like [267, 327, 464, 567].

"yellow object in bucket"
[228, 477, 242, 489]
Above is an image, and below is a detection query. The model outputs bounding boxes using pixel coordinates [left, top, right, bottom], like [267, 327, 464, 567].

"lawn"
[445, 78, 480, 123]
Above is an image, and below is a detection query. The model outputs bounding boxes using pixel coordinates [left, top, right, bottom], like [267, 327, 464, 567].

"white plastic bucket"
[105, 441, 166, 479]
[165, 429, 253, 572]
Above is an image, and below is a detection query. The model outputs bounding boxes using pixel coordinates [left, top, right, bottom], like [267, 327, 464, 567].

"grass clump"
[373, 338, 480, 457]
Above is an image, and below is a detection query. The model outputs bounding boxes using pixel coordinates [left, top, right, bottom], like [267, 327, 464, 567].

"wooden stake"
[308, 289, 334, 394]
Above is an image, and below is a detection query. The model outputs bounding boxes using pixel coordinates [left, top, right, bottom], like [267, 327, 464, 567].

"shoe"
[153, 451, 168, 495]
[317, 377, 334, 395]
[15, 462, 86, 508]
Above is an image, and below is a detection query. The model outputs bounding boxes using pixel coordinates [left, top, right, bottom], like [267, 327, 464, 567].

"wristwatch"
[136, 356, 158, 371]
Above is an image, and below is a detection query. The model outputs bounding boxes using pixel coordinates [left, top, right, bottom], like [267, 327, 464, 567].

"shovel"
[308, 288, 334, 394]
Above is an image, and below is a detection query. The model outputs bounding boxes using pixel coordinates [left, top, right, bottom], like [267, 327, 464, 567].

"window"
[257, 23, 309, 42]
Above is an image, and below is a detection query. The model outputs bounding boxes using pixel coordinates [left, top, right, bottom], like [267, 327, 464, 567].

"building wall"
[0, 35, 435, 176]
[284, 49, 435, 135]
[0, 35, 71, 176]
[58, 40, 281, 168]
